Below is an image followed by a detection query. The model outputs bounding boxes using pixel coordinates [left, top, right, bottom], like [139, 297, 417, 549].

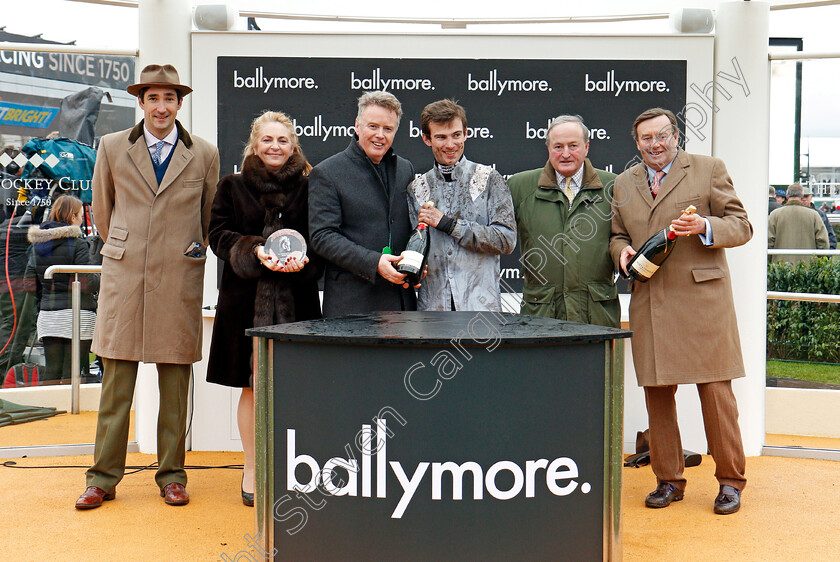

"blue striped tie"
[152, 140, 166, 165]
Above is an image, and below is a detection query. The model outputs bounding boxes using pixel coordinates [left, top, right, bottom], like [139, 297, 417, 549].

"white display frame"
[188, 31, 717, 453]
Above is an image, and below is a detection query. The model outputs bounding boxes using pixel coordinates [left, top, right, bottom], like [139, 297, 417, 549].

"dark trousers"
[86, 358, 191, 493]
[644, 380, 747, 493]
[0, 290, 36, 372]
[41, 337, 91, 381]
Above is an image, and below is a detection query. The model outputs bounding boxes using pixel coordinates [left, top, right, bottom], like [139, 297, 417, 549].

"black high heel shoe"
[241, 475, 254, 507]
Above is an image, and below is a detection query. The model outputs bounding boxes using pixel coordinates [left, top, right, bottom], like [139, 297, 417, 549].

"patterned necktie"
[650, 170, 665, 198]
[562, 176, 575, 204]
[152, 140, 166, 165]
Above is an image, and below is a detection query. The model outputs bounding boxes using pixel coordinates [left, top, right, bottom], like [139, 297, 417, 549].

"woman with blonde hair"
[25, 195, 98, 382]
[206, 110, 322, 505]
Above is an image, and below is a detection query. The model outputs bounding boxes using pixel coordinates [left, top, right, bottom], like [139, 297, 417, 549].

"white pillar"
[134, 0, 194, 454]
[713, 1, 770, 457]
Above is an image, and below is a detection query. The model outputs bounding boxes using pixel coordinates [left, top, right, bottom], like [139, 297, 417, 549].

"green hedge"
[767, 257, 840, 362]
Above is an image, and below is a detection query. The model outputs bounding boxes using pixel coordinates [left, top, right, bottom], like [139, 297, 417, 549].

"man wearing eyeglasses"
[610, 107, 753, 515]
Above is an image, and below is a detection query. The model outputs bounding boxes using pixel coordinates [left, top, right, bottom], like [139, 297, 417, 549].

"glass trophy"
[265, 229, 307, 263]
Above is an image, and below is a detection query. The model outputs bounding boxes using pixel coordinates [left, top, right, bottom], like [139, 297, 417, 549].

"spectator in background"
[1, 147, 41, 376]
[768, 186, 781, 215]
[2, 146, 23, 220]
[768, 183, 829, 264]
[775, 189, 787, 207]
[0, 205, 37, 375]
[24, 195, 98, 383]
[801, 187, 836, 249]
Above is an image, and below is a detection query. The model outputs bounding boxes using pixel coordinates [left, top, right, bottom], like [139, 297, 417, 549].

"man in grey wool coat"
[309, 90, 418, 317]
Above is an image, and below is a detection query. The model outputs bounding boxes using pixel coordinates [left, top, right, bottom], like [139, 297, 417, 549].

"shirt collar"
[645, 157, 675, 183]
[555, 164, 585, 190]
[433, 155, 467, 180]
[144, 125, 178, 149]
[645, 158, 676, 182]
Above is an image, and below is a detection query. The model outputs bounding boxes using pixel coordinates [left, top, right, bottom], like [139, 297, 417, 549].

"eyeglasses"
[639, 132, 677, 146]
[639, 129, 677, 146]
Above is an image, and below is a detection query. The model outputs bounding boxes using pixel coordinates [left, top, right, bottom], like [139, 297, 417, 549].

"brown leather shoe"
[645, 483, 684, 508]
[714, 485, 741, 515]
[75, 486, 115, 510]
[160, 482, 189, 506]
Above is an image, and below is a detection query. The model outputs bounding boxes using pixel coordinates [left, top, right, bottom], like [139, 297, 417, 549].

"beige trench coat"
[91, 120, 219, 364]
[609, 150, 753, 386]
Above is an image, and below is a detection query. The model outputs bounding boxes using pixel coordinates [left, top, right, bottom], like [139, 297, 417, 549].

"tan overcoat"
[91, 120, 219, 364]
[609, 150, 752, 386]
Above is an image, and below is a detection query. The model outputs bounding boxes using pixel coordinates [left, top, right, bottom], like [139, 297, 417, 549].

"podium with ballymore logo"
[248, 311, 630, 560]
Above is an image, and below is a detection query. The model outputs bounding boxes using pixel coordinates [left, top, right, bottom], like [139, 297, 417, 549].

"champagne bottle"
[624, 228, 678, 282]
[397, 202, 433, 285]
[624, 205, 696, 282]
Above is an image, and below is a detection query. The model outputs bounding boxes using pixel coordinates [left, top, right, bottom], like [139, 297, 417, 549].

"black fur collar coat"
[231, 153, 322, 327]
[206, 153, 323, 388]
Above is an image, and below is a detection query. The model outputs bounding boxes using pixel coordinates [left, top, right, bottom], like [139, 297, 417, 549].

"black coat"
[25, 221, 97, 312]
[206, 153, 323, 388]
[308, 139, 417, 317]
[811, 204, 837, 249]
[0, 214, 36, 293]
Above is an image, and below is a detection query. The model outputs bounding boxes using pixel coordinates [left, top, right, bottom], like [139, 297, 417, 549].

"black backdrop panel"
[217, 57, 687, 291]
[217, 57, 686, 175]
[273, 340, 607, 561]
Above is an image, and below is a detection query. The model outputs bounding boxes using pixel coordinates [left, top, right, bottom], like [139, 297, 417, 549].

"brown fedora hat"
[127, 64, 193, 97]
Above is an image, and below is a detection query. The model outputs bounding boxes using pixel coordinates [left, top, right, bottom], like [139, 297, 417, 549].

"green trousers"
[86, 358, 191, 493]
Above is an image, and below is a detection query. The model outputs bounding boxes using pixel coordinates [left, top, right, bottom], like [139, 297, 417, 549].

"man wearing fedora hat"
[75, 64, 219, 509]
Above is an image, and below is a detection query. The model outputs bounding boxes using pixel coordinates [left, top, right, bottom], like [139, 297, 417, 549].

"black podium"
[248, 311, 629, 561]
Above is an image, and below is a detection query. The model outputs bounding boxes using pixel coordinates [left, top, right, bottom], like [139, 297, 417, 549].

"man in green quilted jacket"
[507, 114, 619, 328]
